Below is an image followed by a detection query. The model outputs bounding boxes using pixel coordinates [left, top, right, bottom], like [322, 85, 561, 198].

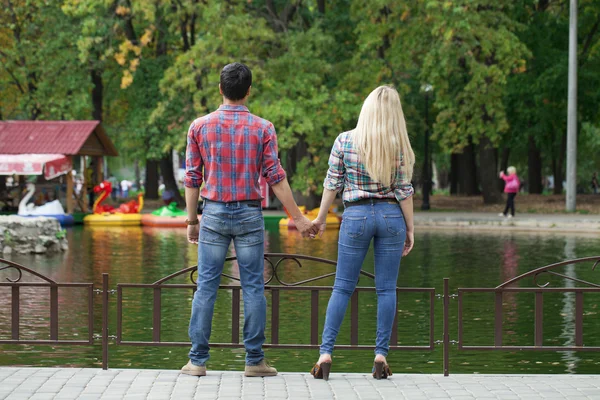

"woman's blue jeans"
[188, 200, 266, 366]
[320, 201, 406, 357]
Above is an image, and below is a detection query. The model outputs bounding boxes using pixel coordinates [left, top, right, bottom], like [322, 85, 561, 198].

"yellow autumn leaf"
[121, 70, 133, 89]
[132, 45, 141, 56]
[119, 41, 131, 53]
[401, 10, 410, 21]
[116, 6, 130, 16]
[114, 52, 126, 66]
[129, 58, 140, 72]
[140, 27, 154, 46]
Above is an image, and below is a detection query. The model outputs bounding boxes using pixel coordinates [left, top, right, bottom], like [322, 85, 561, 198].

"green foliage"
[2, 0, 600, 201]
[421, 1, 530, 152]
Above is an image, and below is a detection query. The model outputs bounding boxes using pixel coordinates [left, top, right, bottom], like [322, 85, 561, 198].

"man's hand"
[403, 230, 414, 256]
[187, 224, 199, 244]
[294, 215, 318, 238]
[312, 218, 327, 238]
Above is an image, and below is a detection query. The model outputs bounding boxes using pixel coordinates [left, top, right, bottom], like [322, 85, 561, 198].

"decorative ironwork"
[0, 264, 22, 283]
[454, 256, 600, 377]
[496, 256, 600, 289]
[162, 253, 377, 287]
[113, 252, 435, 370]
[0, 258, 96, 357]
[0, 258, 57, 284]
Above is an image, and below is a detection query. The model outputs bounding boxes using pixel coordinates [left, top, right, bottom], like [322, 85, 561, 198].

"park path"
[413, 211, 600, 233]
[1, 367, 599, 399]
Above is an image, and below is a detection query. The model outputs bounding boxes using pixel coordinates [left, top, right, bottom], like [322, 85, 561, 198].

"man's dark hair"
[220, 63, 252, 101]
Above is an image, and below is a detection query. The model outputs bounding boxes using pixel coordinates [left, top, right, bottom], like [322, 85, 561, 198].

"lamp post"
[566, 0, 577, 211]
[421, 84, 433, 211]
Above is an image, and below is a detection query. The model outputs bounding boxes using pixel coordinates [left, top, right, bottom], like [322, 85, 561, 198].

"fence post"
[443, 278, 449, 376]
[102, 273, 109, 370]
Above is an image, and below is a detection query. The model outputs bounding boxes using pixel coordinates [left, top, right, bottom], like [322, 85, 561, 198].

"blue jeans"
[320, 201, 406, 357]
[188, 200, 266, 366]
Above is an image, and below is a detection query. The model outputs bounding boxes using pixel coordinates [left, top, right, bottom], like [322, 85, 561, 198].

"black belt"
[344, 198, 398, 208]
[203, 199, 261, 207]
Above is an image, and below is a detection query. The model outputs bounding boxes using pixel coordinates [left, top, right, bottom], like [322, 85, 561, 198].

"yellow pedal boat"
[83, 213, 142, 226]
[279, 206, 341, 229]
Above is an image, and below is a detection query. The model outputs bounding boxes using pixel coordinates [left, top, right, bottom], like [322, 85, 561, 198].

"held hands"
[293, 215, 320, 238]
[311, 217, 327, 238]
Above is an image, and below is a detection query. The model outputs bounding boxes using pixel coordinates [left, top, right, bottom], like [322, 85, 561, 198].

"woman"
[310, 86, 415, 380]
[498, 166, 520, 218]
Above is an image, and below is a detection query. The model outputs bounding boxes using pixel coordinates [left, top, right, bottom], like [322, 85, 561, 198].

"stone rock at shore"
[0, 216, 68, 255]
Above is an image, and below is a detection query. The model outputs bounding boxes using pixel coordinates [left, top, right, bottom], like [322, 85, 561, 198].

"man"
[182, 62, 315, 377]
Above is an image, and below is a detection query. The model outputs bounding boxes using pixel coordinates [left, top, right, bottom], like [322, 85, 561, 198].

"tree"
[1, 1, 89, 120]
[421, 1, 530, 203]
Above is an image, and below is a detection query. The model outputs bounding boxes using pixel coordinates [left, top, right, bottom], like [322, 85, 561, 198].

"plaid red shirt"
[184, 104, 286, 202]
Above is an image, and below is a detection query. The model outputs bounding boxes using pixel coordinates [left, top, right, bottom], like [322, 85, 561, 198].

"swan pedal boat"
[18, 183, 74, 226]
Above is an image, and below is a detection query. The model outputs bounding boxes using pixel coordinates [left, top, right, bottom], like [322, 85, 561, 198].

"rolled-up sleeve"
[262, 123, 286, 186]
[184, 122, 204, 188]
[392, 159, 414, 201]
[323, 136, 345, 192]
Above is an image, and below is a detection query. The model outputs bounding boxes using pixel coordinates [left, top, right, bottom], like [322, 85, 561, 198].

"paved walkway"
[1, 368, 599, 400]
[414, 212, 600, 233]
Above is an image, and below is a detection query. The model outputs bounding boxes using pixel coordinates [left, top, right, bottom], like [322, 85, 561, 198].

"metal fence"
[1, 255, 599, 376]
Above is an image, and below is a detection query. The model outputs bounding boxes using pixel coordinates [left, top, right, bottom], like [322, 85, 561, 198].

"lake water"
[1, 224, 599, 374]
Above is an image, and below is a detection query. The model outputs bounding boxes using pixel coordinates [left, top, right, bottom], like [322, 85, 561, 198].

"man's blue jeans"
[320, 201, 406, 357]
[188, 200, 266, 366]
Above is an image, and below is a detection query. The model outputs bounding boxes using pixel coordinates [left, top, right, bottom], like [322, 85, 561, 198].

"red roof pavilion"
[0, 121, 118, 213]
[0, 120, 118, 156]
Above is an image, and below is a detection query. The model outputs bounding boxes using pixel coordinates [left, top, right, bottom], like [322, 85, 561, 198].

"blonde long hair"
[353, 86, 415, 186]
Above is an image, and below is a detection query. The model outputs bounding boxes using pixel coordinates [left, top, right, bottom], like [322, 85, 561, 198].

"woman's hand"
[312, 217, 327, 238]
[187, 224, 199, 244]
[403, 230, 414, 256]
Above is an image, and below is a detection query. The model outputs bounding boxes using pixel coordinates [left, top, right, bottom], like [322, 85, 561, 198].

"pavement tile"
[3, 368, 600, 399]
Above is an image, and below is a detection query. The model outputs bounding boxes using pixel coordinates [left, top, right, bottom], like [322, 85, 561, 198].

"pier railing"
[1, 255, 599, 375]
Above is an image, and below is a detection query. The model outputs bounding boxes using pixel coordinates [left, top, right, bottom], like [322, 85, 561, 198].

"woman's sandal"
[310, 361, 332, 380]
[372, 361, 393, 380]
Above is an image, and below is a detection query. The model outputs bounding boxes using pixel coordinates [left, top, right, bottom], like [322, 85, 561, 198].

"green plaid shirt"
[323, 131, 414, 203]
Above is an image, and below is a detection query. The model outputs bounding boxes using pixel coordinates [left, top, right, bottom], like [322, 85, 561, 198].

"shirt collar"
[218, 104, 249, 113]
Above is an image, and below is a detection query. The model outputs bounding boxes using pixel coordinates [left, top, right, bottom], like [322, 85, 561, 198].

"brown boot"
[181, 360, 206, 376]
[244, 359, 278, 377]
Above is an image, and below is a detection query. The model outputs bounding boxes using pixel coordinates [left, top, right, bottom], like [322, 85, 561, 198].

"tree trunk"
[284, 138, 320, 207]
[479, 137, 503, 204]
[90, 67, 103, 121]
[450, 153, 459, 195]
[160, 151, 185, 207]
[317, 0, 325, 14]
[528, 135, 543, 194]
[553, 134, 566, 194]
[145, 160, 159, 200]
[135, 162, 141, 192]
[0, 176, 6, 198]
[457, 141, 478, 195]
[498, 147, 510, 192]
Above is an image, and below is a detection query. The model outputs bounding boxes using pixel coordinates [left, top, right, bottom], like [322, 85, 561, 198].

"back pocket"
[383, 215, 404, 235]
[343, 216, 366, 238]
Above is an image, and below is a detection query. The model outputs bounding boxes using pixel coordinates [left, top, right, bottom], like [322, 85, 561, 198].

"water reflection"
[560, 236, 579, 373]
[1, 227, 599, 373]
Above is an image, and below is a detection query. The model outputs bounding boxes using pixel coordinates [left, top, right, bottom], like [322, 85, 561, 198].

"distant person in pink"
[499, 166, 520, 218]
